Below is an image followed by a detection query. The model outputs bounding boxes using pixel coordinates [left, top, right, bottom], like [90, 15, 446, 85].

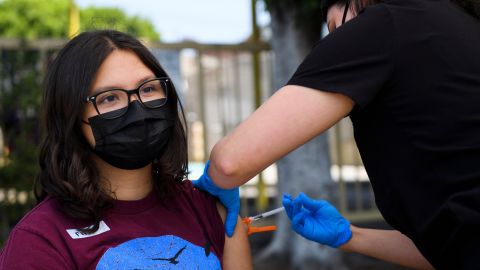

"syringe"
[248, 206, 285, 222]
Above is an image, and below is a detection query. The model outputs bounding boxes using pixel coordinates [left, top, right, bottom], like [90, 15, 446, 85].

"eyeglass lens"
[95, 79, 167, 119]
[342, 1, 350, 24]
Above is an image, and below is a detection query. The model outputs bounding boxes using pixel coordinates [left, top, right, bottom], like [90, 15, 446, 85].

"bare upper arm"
[210, 85, 355, 188]
[216, 202, 252, 270]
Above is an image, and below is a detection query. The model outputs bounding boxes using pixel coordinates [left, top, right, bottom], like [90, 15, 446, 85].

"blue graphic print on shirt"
[96, 235, 221, 269]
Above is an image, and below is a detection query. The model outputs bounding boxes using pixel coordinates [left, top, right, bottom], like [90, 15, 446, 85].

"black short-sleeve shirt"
[287, 0, 480, 269]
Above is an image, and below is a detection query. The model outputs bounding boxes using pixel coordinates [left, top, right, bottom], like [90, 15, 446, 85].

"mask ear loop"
[342, 0, 351, 25]
[152, 160, 162, 176]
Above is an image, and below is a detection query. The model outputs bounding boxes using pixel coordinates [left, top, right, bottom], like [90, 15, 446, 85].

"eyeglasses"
[327, 1, 351, 33]
[342, 0, 351, 25]
[86, 77, 169, 120]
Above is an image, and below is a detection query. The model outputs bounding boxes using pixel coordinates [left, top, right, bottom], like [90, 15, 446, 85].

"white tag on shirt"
[66, 220, 110, 239]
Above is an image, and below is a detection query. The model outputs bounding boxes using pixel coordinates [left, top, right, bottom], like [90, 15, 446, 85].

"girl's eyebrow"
[90, 75, 157, 95]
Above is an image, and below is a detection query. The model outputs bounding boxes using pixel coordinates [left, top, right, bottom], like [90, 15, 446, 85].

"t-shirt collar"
[110, 191, 159, 214]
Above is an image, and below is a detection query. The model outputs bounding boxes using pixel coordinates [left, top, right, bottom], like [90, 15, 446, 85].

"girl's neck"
[94, 155, 154, 201]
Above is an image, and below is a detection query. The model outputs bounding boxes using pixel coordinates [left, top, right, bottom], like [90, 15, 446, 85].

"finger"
[298, 192, 326, 211]
[292, 212, 308, 237]
[292, 196, 302, 215]
[303, 216, 318, 238]
[282, 196, 294, 219]
[292, 212, 305, 227]
[283, 193, 293, 202]
[283, 193, 293, 201]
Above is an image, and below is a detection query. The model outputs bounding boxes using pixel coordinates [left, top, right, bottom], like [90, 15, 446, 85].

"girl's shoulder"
[0, 197, 74, 269]
[15, 197, 59, 228]
[13, 196, 75, 235]
[178, 179, 218, 204]
[175, 180, 222, 220]
[176, 180, 226, 249]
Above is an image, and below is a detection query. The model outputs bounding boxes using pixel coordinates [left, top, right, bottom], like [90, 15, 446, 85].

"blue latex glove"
[192, 160, 240, 237]
[283, 192, 352, 248]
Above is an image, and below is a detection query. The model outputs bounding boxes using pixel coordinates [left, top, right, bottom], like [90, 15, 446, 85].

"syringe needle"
[250, 206, 285, 221]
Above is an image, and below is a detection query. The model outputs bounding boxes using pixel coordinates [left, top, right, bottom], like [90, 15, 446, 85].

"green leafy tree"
[0, 0, 69, 38]
[0, 0, 160, 40]
[0, 48, 42, 245]
[81, 7, 159, 40]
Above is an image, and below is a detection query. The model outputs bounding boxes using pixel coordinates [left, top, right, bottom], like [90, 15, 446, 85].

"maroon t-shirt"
[0, 180, 225, 270]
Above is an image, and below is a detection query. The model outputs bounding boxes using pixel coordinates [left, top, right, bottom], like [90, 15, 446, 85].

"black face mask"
[87, 101, 174, 170]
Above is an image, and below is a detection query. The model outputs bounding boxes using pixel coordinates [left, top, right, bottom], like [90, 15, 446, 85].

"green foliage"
[0, 0, 160, 40]
[0, 49, 42, 190]
[0, 0, 69, 39]
[0, 49, 41, 244]
[81, 7, 159, 40]
[0, 135, 38, 190]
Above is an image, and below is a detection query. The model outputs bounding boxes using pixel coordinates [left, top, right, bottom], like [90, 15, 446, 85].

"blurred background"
[0, 0, 407, 269]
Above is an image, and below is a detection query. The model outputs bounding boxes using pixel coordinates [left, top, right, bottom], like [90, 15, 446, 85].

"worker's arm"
[341, 226, 434, 270]
[193, 85, 353, 236]
[208, 85, 354, 189]
[284, 193, 434, 270]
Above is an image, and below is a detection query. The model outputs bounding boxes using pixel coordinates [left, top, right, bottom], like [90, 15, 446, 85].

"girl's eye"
[142, 86, 154, 93]
[140, 83, 164, 97]
[97, 92, 120, 105]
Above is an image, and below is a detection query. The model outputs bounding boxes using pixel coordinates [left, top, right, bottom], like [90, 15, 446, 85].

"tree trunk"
[255, 5, 349, 270]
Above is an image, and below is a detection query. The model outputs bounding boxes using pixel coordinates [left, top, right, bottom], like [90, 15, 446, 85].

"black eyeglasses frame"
[85, 77, 170, 120]
[342, 0, 351, 24]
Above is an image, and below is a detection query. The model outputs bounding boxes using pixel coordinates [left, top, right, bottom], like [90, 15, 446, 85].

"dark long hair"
[34, 30, 188, 231]
[321, 0, 480, 21]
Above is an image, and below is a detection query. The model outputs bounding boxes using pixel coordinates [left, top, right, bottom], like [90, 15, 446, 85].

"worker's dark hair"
[321, 0, 480, 21]
[320, 0, 379, 22]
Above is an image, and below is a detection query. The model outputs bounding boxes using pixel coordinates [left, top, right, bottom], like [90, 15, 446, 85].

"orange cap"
[242, 217, 277, 236]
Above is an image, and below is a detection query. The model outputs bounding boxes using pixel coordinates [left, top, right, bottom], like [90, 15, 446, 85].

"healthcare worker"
[193, 0, 480, 269]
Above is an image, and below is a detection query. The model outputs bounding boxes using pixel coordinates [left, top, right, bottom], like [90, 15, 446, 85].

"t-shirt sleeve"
[287, 4, 395, 108]
[0, 227, 72, 270]
[181, 181, 225, 258]
[197, 189, 225, 252]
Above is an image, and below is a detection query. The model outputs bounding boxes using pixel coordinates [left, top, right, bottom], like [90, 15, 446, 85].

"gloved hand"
[192, 160, 240, 237]
[283, 192, 352, 248]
